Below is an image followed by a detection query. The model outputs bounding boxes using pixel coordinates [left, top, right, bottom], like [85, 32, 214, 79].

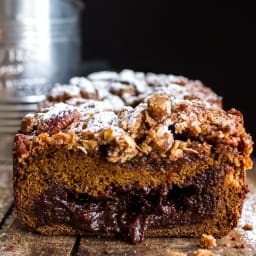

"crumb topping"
[19, 90, 253, 164]
[46, 69, 222, 109]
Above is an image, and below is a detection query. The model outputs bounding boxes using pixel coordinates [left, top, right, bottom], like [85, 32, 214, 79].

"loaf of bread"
[13, 70, 253, 243]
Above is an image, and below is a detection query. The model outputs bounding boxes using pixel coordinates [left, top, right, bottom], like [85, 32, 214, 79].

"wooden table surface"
[0, 162, 256, 256]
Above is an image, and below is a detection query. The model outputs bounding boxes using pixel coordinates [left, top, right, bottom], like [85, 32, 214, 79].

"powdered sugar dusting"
[120, 69, 148, 93]
[77, 100, 113, 117]
[103, 95, 125, 111]
[126, 103, 147, 130]
[88, 71, 119, 81]
[40, 103, 76, 121]
[25, 113, 35, 118]
[45, 69, 221, 112]
[86, 111, 119, 133]
[48, 84, 80, 98]
[92, 81, 110, 99]
[109, 82, 129, 91]
[70, 77, 96, 94]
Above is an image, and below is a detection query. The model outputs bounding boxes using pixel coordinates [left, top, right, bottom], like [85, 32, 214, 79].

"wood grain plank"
[78, 167, 256, 256]
[79, 237, 199, 256]
[0, 212, 76, 256]
[0, 164, 13, 224]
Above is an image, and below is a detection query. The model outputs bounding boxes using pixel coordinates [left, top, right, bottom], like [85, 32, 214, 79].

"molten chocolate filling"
[35, 168, 225, 243]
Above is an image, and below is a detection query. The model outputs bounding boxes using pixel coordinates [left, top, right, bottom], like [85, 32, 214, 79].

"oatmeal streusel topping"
[20, 91, 252, 164]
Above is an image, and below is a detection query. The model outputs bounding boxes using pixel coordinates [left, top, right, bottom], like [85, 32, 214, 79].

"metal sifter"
[0, 0, 84, 161]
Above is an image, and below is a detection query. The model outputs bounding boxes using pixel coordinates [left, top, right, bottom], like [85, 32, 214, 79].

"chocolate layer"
[34, 167, 225, 243]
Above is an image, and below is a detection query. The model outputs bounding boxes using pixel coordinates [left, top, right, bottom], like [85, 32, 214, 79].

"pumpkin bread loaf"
[13, 70, 253, 243]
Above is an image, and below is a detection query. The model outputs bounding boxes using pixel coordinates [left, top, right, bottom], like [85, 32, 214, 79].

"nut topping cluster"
[19, 85, 252, 163]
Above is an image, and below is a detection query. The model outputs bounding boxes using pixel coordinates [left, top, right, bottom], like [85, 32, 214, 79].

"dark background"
[81, 1, 255, 154]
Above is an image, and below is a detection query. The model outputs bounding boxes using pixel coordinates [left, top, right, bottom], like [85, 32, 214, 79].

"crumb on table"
[199, 234, 217, 249]
[242, 223, 253, 231]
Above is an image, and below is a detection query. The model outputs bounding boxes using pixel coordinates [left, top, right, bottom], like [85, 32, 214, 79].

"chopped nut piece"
[81, 139, 98, 151]
[147, 124, 174, 154]
[147, 93, 171, 121]
[105, 129, 138, 163]
[169, 140, 187, 161]
[20, 114, 39, 133]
